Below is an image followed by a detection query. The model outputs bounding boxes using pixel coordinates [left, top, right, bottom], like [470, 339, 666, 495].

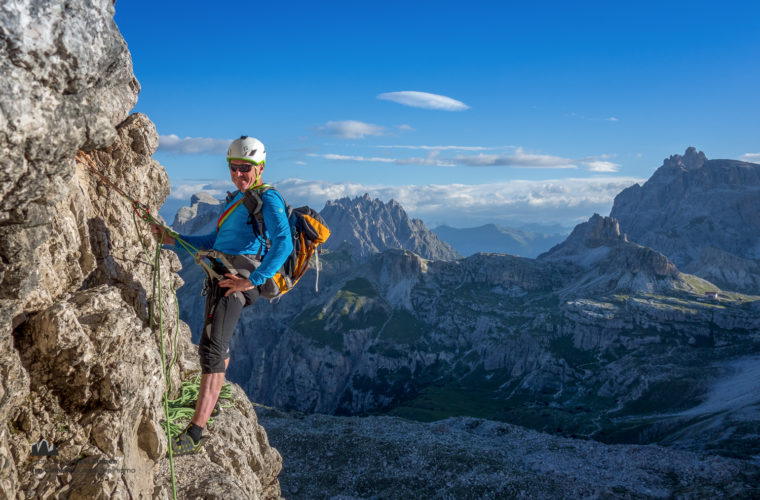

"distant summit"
[539, 214, 680, 295]
[611, 147, 760, 292]
[320, 193, 460, 262]
[433, 223, 567, 258]
[172, 192, 223, 235]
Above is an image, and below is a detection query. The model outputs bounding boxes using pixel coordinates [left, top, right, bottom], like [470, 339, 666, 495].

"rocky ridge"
[1, 2, 281, 498]
[258, 409, 759, 499]
[210, 209, 760, 461]
[172, 148, 760, 493]
[610, 147, 760, 292]
[320, 193, 461, 262]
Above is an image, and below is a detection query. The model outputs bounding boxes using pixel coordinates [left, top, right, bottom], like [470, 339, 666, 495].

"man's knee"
[199, 345, 229, 374]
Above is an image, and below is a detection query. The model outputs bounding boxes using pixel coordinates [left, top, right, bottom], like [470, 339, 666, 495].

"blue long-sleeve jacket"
[179, 188, 293, 286]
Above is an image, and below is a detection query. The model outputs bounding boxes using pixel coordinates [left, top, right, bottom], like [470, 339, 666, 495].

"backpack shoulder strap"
[241, 184, 287, 241]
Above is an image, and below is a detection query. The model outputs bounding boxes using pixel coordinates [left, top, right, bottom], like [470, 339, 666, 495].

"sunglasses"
[229, 162, 254, 173]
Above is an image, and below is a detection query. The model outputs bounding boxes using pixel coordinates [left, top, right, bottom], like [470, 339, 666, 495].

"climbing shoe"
[168, 430, 206, 457]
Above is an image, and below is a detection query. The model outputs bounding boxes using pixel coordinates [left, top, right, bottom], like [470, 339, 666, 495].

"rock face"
[1, 2, 281, 498]
[610, 147, 760, 292]
[320, 193, 461, 262]
[538, 214, 680, 295]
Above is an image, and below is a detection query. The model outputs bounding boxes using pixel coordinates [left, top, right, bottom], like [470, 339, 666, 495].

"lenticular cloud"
[377, 91, 470, 111]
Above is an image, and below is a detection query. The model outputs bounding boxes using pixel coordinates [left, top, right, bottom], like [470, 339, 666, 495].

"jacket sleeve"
[249, 190, 293, 286]
[175, 231, 217, 251]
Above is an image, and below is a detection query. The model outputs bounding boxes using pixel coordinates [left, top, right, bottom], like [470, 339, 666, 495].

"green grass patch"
[378, 309, 429, 344]
[293, 306, 344, 350]
[367, 343, 405, 358]
[341, 277, 379, 297]
[549, 335, 597, 367]
[618, 378, 704, 416]
[385, 385, 506, 422]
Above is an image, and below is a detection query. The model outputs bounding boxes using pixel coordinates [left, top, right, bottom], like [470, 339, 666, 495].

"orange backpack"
[242, 186, 331, 299]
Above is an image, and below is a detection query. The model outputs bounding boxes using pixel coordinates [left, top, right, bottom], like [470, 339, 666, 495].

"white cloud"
[397, 124, 415, 132]
[741, 153, 760, 163]
[168, 179, 232, 200]
[164, 176, 645, 228]
[375, 145, 492, 151]
[396, 151, 456, 167]
[323, 154, 395, 163]
[454, 147, 577, 168]
[321, 152, 454, 167]
[581, 160, 621, 172]
[158, 134, 231, 155]
[377, 91, 470, 111]
[275, 177, 645, 227]
[320, 147, 618, 171]
[316, 120, 385, 139]
[569, 113, 620, 123]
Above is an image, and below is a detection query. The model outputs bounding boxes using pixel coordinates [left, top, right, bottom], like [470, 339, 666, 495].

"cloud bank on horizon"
[166, 176, 644, 228]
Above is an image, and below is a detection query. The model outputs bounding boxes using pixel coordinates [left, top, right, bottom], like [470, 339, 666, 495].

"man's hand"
[218, 273, 255, 296]
[150, 223, 175, 245]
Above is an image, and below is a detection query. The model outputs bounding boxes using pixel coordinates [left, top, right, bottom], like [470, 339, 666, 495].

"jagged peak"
[662, 146, 708, 171]
[189, 191, 222, 206]
[320, 194, 460, 262]
[563, 213, 628, 250]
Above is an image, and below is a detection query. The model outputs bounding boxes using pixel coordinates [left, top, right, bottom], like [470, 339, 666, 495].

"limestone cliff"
[320, 193, 461, 262]
[1, 1, 280, 498]
[610, 147, 760, 292]
[538, 214, 681, 296]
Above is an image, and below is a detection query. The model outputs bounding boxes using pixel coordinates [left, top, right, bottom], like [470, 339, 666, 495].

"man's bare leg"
[191, 357, 230, 428]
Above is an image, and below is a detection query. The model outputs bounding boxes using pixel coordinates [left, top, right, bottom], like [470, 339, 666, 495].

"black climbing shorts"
[198, 254, 274, 374]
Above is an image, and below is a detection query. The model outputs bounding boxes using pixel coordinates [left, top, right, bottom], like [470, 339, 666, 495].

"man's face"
[229, 159, 263, 191]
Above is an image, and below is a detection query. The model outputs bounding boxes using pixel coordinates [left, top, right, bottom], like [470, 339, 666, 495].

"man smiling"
[152, 136, 293, 455]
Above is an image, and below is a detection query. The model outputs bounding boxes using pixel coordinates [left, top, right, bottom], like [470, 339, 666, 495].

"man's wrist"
[249, 271, 266, 286]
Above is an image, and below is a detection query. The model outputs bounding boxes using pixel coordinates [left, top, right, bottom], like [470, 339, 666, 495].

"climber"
[150, 136, 293, 456]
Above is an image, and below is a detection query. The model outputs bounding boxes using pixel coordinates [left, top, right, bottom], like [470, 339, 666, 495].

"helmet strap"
[252, 166, 264, 187]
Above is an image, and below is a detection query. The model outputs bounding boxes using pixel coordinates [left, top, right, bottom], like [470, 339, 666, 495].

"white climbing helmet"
[227, 136, 266, 166]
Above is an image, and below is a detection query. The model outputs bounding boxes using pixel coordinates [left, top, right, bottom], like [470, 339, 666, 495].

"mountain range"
[433, 223, 568, 258]
[174, 148, 760, 463]
[611, 146, 760, 293]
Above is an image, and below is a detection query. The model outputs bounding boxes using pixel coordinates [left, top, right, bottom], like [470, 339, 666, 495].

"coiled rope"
[76, 151, 233, 500]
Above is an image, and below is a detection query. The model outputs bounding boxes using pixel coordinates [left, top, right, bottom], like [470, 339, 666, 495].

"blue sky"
[114, 1, 760, 228]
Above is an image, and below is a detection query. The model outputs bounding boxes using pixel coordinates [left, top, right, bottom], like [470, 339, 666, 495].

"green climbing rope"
[161, 374, 235, 438]
[79, 152, 236, 499]
[134, 213, 180, 500]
